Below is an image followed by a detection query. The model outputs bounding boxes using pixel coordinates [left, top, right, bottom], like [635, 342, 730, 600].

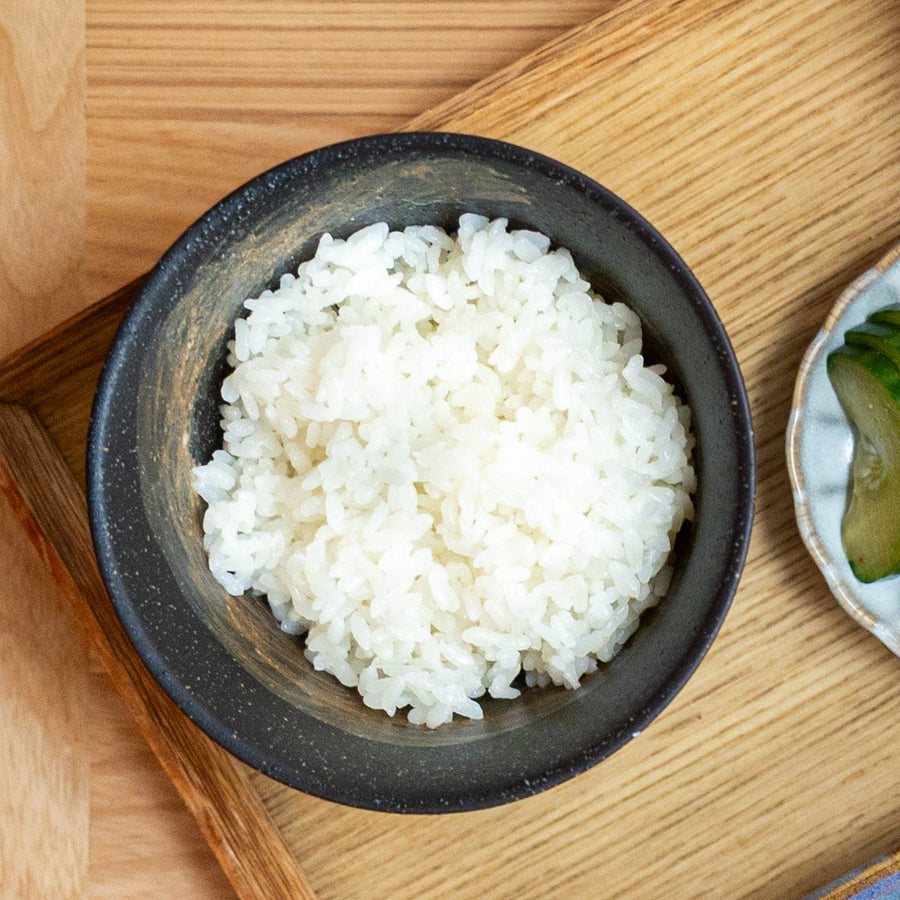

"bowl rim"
[87, 131, 755, 812]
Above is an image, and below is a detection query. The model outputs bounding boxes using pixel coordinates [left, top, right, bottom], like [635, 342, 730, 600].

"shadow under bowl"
[87, 132, 754, 812]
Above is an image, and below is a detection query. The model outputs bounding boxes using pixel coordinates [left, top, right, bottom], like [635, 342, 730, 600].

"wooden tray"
[4, 0, 900, 897]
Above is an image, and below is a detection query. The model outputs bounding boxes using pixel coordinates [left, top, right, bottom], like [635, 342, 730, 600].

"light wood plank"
[0, 4, 90, 898]
[0, 0, 86, 359]
[0, 461, 89, 900]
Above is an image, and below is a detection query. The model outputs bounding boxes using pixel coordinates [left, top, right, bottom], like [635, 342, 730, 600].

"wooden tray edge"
[0, 276, 147, 407]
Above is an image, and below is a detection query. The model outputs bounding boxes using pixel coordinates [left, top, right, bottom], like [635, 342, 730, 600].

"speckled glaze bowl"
[87, 132, 754, 812]
[787, 245, 900, 655]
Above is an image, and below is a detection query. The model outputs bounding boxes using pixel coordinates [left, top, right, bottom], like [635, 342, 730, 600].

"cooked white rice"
[192, 214, 695, 728]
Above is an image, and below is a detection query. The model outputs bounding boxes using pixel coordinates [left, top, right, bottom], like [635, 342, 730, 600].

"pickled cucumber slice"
[827, 344, 900, 582]
[868, 303, 900, 327]
[844, 321, 900, 370]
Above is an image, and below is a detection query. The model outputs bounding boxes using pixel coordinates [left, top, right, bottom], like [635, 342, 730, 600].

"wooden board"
[4, 0, 900, 897]
[0, 0, 86, 359]
[0, 3, 91, 897]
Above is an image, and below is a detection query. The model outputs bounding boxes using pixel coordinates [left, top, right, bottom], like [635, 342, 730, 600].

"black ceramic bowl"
[87, 132, 754, 813]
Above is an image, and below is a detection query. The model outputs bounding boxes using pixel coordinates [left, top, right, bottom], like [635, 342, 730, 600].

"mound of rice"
[192, 214, 695, 728]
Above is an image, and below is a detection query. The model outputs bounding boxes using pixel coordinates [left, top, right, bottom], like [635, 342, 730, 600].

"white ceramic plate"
[786, 246, 900, 655]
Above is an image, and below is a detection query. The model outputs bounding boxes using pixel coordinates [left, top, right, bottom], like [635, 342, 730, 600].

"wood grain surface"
[0, 3, 91, 898]
[0, 0, 86, 359]
[6, 0, 900, 898]
[84, 0, 611, 303]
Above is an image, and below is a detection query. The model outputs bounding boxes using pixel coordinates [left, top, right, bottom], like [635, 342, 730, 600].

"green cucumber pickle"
[844, 320, 900, 371]
[868, 302, 900, 327]
[827, 344, 900, 582]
